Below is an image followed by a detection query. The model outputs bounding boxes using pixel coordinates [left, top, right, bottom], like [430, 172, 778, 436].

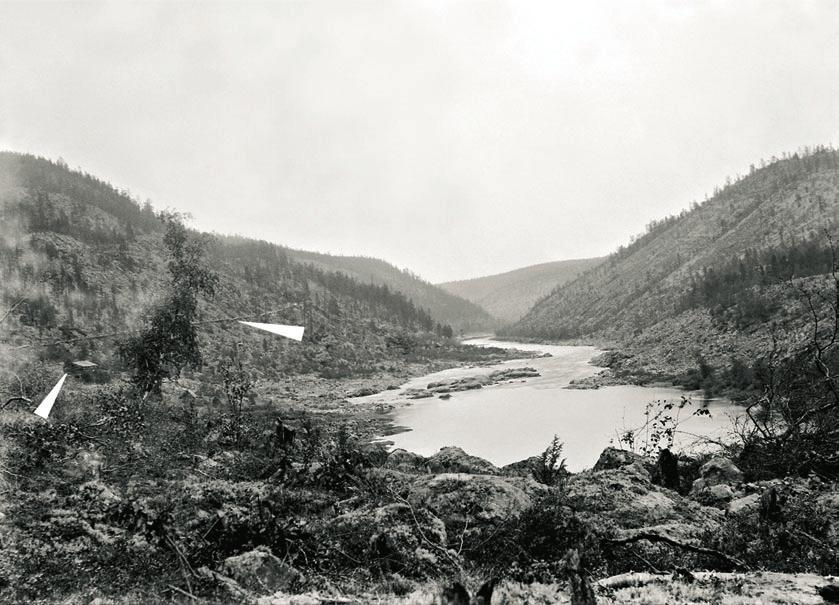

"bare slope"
[439, 257, 604, 323]
[506, 149, 839, 351]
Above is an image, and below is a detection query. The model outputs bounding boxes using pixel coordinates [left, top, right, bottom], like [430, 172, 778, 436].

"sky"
[1, 1, 838, 283]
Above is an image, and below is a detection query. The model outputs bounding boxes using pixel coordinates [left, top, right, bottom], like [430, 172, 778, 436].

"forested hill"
[287, 250, 497, 333]
[504, 148, 839, 373]
[0, 152, 458, 378]
[439, 257, 603, 323]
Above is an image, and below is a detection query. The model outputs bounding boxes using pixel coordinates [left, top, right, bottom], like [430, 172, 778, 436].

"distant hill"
[287, 250, 497, 334]
[504, 148, 839, 375]
[0, 152, 460, 378]
[439, 257, 604, 323]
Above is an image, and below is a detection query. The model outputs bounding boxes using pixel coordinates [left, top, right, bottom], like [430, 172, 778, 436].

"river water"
[365, 338, 741, 471]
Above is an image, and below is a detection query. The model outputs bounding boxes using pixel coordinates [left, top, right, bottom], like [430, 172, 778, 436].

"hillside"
[287, 249, 497, 333]
[439, 257, 603, 323]
[0, 152, 472, 379]
[505, 148, 839, 377]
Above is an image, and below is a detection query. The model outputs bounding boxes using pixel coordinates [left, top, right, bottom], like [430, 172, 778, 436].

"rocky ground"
[188, 446, 838, 604]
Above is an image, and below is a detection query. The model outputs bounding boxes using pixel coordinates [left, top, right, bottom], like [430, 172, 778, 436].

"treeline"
[214, 237, 446, 333]
[610, 145, 839, 265]
[680, 234, 837, 327]
[0, 152, 160, 233]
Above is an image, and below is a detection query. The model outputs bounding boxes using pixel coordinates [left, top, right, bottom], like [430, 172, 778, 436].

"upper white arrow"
[238, 321, 305, 341]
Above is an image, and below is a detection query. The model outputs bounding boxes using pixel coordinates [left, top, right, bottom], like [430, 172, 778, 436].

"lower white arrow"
[33, 373, 67, 419]
[238, 321, 305, 341]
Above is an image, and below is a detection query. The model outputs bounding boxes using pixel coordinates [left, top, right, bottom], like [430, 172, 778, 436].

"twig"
[167, 584, 198, 600]
[0, 464, 28, 480]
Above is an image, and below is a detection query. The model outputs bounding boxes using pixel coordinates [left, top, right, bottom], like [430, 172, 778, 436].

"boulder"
[727, 493, 761, 516]
[566, 462, 722, 537]
[690, 457, 744, 506]
[325, 503, 450, 576]
[693, 484, 736, 508]
[426, 447, 500, 475]
[221, 546, 303, 593]
[68, 449, 105, 480]
[501, 456, 542, 478]
[695, 457, 744, 487]
[384, 448, 429, 474]
[592, 447, 651, 473]
[407, 472, 544, 527]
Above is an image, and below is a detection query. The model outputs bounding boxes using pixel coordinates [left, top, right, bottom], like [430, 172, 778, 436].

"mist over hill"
[440, 257, 603, 324]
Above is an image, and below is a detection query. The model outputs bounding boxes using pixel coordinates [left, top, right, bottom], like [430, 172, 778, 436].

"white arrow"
[238, 321, 305, 341]
[33, 373, 67, 419]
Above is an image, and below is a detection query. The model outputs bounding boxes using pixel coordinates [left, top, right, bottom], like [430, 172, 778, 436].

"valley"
[1, 150, 839, 604]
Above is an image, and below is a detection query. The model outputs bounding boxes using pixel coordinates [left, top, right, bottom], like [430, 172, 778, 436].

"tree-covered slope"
[439, 257, 604, 323]
[0, 152, 458, 378]
[287, 249, 497, 333]
[505, 149, 839, 343]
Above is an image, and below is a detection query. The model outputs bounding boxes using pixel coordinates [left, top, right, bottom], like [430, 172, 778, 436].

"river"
[364, 338, 741, 471]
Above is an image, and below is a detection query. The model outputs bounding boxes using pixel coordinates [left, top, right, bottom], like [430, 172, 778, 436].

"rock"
[348, 386, 378, 397]
[488, 367, 540, 380]
[325, 503, 450, 576]
[421, 368, 539, 397]
[566, 462, 722, 537]
[221, 546, 303, 593]
[501, 456, 542, 478]
[78, 480, 121, 507]
[727, 493, 761, 516]
[427, 447, 500, 475]
[690, 457, 744, 507]
[256, 594, 333, 605]
[696, 457, 744, 487]
[68, 449, 105, 480]
[592, 447, 650, 472]
[196, 454, 224, 476]
[692, 483, 735, 508]
[407, 473, 544, 527]
[197, 566, 249, 599]
[817, 492, 839, 509]
[383, 449, 429, 474]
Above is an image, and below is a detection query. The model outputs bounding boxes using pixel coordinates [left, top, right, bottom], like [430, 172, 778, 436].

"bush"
[531, 435, 569, 486]
[705, 485, 838, 575]
[469, 488, 606, 583]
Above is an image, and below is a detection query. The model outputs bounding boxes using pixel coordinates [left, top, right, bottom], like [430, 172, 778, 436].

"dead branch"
[2, 395, 32, 410]
[607, 531, 749, 571]
[0, 299, 24, 325]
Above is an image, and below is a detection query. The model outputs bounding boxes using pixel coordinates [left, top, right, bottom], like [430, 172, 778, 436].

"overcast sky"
[1, 1, 838, 282]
